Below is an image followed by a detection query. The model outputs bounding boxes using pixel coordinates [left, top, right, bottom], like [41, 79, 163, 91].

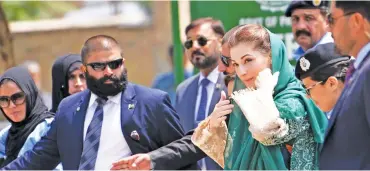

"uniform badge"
[300, 57, 310, 72]
[313, 0, 322, 6]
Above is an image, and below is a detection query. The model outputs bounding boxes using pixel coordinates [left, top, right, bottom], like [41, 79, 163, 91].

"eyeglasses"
[304, 81, 323, 96]
[0, 92, 26, 108]
[85, 58, 124, 72]
[184, 36, 214, 49]
[327, 12, 355, 26]
[221, 55, 231, 67]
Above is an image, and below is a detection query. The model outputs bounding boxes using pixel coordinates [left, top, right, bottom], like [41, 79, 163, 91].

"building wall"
[8, 1, 173, 92]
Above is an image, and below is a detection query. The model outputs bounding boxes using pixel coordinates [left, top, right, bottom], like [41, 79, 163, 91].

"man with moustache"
[0, 35, 195, 170]
[285, 0, 334, 61]
[175, 17, 227, 170]
[320, 1, 370, 169]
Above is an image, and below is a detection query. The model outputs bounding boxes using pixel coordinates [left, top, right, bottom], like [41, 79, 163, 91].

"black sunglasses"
[184, 36, 210, 49]
[86, 58, 124, 72]
[0, 92, 26, 108]
[327, 12, 355, 26]
[221, 55, 231, 67]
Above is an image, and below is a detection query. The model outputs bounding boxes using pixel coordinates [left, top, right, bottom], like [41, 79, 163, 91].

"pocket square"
[130, 130, 140, 141]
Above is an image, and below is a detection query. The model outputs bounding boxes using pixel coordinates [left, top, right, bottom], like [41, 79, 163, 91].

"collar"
[198, 66, 220, 85]
[354, 42, 370, 69]
[326, 109, 333, 119]
[88, 92, 122, 108]
[316, 32, 334, 46]
[293, 47, 305, 60]
[294, 32, 334, 60]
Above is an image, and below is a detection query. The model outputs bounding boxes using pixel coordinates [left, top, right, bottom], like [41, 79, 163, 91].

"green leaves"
[2, 1, 77, 21]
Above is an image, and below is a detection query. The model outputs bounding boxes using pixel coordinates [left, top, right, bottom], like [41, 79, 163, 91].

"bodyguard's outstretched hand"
[111, 153, 151, 170]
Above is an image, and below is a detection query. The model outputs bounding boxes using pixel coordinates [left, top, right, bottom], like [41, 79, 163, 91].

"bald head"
[81, 35, 121, 63]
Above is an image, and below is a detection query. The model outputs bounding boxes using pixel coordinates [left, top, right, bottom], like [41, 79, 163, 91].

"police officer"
[295, 42, 352, 118]
[285, 0, 333, 61]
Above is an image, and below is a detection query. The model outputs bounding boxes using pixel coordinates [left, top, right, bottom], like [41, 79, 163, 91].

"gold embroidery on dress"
[191, 118, 229, 168]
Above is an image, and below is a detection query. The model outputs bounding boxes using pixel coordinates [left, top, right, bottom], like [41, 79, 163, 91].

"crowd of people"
[0, 0, 369, 170]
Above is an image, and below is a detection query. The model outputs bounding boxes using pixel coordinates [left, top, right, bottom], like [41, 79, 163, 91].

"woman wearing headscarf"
[192, 24, 328, 170]
[0, 67, 61, 170]
[51, 54, 86, 112]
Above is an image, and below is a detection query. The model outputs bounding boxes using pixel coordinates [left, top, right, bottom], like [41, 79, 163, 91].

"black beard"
[192, 56, 218, 69]
[85, 70, 128, 98]
[191, 50, 219, 69]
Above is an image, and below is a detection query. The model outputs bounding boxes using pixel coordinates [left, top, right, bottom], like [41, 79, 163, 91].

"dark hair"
[311, 59, 353, 83]
[185, 17, 225, 37]
[224, 74, 235, 86]
[335, 1, 370, 21]
[222, 25, 244, 45]
[80, 35, 121, 63]
[228, 24, 271, 57]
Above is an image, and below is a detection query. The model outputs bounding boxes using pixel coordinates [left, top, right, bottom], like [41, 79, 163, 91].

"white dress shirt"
[194, 67, 220, 121]
[84, 92, 132, 170]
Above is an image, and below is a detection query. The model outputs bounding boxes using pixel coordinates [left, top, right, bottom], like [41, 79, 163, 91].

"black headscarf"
[0, 67, 54, 166]
[51, 54, 82, 113]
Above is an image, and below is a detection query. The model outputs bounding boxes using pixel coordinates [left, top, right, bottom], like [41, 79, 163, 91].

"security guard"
[295, 42, 352, 118]
[285, 0, 334, 61]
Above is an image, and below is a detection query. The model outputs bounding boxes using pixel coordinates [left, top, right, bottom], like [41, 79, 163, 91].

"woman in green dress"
[192, 24, 328, 170]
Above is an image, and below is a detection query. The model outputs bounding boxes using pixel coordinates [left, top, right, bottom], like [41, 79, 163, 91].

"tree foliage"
[2, 1, 77, 21]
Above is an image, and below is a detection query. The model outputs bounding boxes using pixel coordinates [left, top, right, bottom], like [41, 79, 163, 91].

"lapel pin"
[128, 104, 135, 109]
[76, 106, 80, 112]
[130, 130, 140, 141]
[216, 83, 222, 90]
